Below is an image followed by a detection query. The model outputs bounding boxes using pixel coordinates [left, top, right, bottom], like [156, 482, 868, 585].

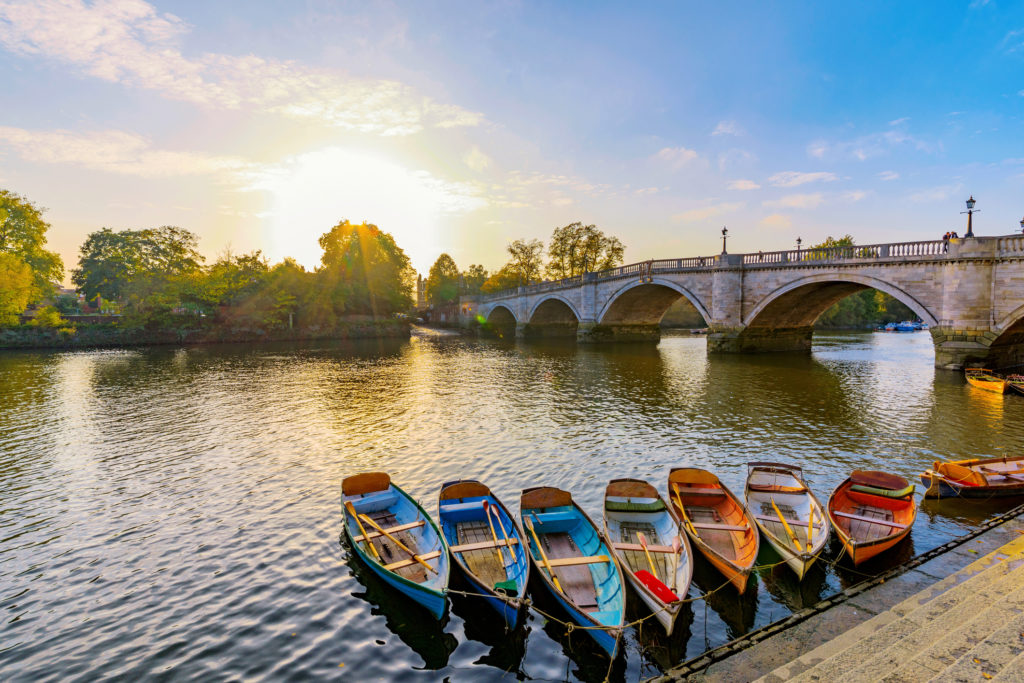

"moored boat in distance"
[828, 470, 916, 565]
[520, 486, 625, 658]
[1006, 374, 1024, 397]
[744, 462, 829, 580]
[342, 472, 450, 619]
[965, 368, 1008, 393]
[921, 456, 1024, 499]
[437, 479, 529, 628]
[667, 468, 759, 594]
[602, 478, 693, 635]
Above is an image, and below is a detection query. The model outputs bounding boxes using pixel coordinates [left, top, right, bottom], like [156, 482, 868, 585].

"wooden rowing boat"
[921, 456, 1024, 499]
[667, 468, 759, 594]
[602, 478, 693, 635]
[828, 470, 916, 565]
[744, 462, 829, 580]
[341, 472, 450, 619]
[437, 479, 529, 628]
[965, 368, 1008, 393]
[520, 486, 626, 658]
[1007, 374, 1024, 397]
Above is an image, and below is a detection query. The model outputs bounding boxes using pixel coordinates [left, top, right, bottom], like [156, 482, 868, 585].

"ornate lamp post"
[1019, 215, 1024, 234]
[721, 226, 729, 254]
[961, 196, 979, 238]
[796, 236, 802, 257]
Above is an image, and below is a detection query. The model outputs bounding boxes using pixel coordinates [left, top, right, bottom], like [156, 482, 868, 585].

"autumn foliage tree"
[425, 253, 460, 305]
[546, 222, 624, 279]
[0, 189, 64, 298]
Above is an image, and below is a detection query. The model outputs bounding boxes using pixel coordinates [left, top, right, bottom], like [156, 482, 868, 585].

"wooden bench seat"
[980, 466, 1024, 482]
[546, 554, 610, 567]
[382, 549, 442, 571]
[352, 519, 424, 543]
[672, 487, 726, 496]
[754, 514, 824, 529]
[832, 511, 907, 529]
[690, 521, 749, 532]
[449, 538, 519, 553]
[613, 542, 675, 553]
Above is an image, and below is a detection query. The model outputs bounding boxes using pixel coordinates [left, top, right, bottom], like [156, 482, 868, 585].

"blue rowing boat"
[342, 472, 450, 619]
[520, 486, 626, 658]
[438, 480, 530, 628]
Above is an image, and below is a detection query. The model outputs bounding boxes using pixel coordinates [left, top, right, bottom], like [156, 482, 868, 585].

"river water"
[2, 329, 1023, 682]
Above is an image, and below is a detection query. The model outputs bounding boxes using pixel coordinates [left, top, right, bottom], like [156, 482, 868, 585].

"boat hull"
[828, 473, 916, 567]
[921, 471, 1024, 499]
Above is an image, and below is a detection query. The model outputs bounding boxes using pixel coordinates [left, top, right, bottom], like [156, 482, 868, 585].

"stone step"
[890, 580, 1024, 682]
[760, 534, 1024, 682]
[927, 611, 1024, 683]
[989, 649, 1024, 681]
[836, 558, 1024, 681]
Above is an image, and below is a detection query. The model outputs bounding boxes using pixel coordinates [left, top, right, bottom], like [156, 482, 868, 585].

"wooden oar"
[345, 501, 381, 561]
[806, 506, 815, 552]
[637, 532, 658, 579]
[669, 535, 681, 592]
[485, 501, 513, 565]
[770, 497, 802, 551]
[481, 501, 509, 565]
[358, 512, 437, 574]
[524, 516, 562, 592]
[672, 482, 698, 538]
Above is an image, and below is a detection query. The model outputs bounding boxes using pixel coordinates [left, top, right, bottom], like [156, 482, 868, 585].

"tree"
[461, 264, 488, 294]
[506, 238, 545, 285]
[0, 253, 34, 326]
[72, 226, 204, 301]
[546, 222, 624, 279]
[28, 306, 63, 328]
[316, 220, 414, 317]
[425, 253, 460, 305]
[480, 264, 522, 293]
[187, 250, 269, 311]
[0, 189, 64, 297]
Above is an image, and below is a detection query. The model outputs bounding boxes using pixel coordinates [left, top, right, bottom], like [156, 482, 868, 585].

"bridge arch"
[598, 278, 711, 326]
[482, 304, 518, 338]
[528, 295, 582, 323]
[743, 273, 938, 329]
[988, 304, 1024, 367]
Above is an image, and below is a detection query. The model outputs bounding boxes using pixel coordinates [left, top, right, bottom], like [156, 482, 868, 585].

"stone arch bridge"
[462, 236, 1024, 369]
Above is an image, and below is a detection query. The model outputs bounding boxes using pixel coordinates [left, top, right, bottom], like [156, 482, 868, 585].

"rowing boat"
[828, 470, 916, 565]
[602, 478, 693, 635]
[342, 472, 450, 619]
[921, 456, 1024, 499]
[520, 486, 626, 658]
[667, 468, 759, 594]
[965, 368, 1008, 393]
[744, 462, 829, 580]
[437, 479, 529, 628]
[1007, 374, 1024, 397]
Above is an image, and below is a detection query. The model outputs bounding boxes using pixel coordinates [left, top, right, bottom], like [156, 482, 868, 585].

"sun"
[248, 147, 482, 271]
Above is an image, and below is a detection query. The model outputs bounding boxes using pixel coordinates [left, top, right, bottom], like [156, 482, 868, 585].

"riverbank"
[656, 502, 1024, 681]
[0, 319, 410, 350]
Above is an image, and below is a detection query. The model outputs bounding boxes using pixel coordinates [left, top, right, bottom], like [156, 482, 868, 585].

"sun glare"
[248, 147, 482, 271]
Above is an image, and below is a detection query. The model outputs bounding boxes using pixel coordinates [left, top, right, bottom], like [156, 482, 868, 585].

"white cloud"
[810, 130, 937, 162]
[671, 201, 743, 223]
[654, 146, 700, 169]
[878, 170, 900, 181]
[463, 145, 492, 172]
[712, 120, 742, 136]
[763, 193, 823, 209]
[727, 179, 760, 191]
[888, 117, 910, 126]
[0, 125, 247, 177]
[768, 171, 838, 187]
[807, 141, 828, 159]
[717, 148, 756, 171]
[908, 183, 963, 203]
[633, 187, 661, 196]
[841, 190, 868, 202]
[760, 214, 791, 229]
[0, 0, 482, 135]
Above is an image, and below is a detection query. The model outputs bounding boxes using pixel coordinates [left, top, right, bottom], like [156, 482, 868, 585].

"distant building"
[416, 274, 427, 309]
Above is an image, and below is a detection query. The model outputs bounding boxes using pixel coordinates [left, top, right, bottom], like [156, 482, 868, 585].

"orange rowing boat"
[667, 468, 758, 593]
[965, 368, 1008, 393]
[828, 471, 916, 565]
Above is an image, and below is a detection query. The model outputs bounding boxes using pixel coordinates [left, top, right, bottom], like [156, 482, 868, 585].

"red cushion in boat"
[635, 570, 679, 603]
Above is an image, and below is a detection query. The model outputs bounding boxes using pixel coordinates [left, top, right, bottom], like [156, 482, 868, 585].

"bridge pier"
[518, 322, 578, 339]
[577, 322, 661, 344]
[707, 326, 814, 353]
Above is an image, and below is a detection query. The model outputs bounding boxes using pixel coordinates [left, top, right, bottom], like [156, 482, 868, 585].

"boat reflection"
[755, 543, 831, 611]
[341, 536, 458, 670]
[628, 593, 694, 672]
[447, 574, 528, 677]
[691, 552, 758, 640]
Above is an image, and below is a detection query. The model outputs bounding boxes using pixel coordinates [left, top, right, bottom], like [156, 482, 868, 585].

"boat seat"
[526, 510, 576, 526]
[747, 484, 807, 493]
[979, 466, 1024, 482]
[754, 514, 823, 529]
[589, 609, 622, 626]
[546, 554, 610, 567]
[438, 500, 485, 513]
[833, 511, 907, 528]
[450, 538, 519, 553]
[382, 550, 442, 571]
[672, 486, 726, 496]
[605, 499, 666, 512]
[690, 521, 748, 531]
[352, 519, 424, 543]
[349, 489, 399, 513]
[613, 541, 675, 553]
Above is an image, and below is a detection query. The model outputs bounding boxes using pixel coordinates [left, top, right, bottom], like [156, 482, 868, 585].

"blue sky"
[1, 1, 1022, 278]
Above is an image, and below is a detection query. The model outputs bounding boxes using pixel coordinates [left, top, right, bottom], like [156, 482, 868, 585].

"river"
[1, 329, 1022, 681]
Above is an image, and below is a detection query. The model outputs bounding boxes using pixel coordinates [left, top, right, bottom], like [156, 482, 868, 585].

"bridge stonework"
[463, 236, 1024, 369]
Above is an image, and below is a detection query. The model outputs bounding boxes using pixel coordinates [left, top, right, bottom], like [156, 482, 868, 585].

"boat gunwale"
[826, 476, 916, 561]
[744, 464, 829, 566]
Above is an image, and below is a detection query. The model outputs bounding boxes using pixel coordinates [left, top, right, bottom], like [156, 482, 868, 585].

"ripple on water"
[1, 332, 1022, 681]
